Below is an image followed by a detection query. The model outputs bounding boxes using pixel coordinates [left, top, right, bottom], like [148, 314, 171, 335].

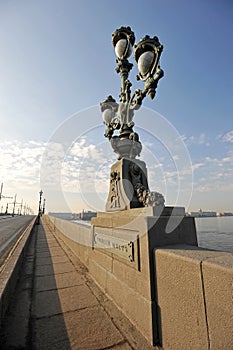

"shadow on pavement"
[0, 221, 71, 349]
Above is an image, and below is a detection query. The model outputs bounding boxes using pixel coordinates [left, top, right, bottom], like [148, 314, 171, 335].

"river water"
[195, 216, 233, 252]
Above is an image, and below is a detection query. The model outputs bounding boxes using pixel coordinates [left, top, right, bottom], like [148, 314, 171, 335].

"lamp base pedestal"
[106, 157, 164, 212]
[106, 158, 149, 211]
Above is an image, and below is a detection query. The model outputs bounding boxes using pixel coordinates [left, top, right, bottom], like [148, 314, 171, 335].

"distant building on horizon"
[74, 209, 96, 221]
[187, 208, 217, 217]
[217, 212, 233, 217]
[48, 210, 97, 221]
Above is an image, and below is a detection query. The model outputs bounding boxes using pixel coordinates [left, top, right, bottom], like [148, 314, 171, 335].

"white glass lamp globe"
[138, 51, 155, 76]
[102, 108, 113, 124]
[115, 39, 132, 59]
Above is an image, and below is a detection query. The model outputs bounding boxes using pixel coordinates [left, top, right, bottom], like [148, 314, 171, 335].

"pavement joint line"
[36, 247, 60, 251]
[98, 339, 131, 350]
[36, 262, 75, 269]
[33, 304, 100, 321]
[36, 283, 86, 293]
[36, 253, 67, 258]
[35, 262, 67, 267]
[35, 270, 75, 277]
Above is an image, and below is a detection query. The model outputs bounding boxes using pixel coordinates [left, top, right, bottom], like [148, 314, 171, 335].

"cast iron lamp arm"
[128, 64, 164, 114]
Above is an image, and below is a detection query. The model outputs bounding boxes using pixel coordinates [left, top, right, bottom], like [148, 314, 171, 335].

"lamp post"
[38, 190, 43, 216]
[100, 26, 165, 211]
[0, 183, 13, 202]
[37, 190, 43, 224]
[42, 198, 46, 214]
[12, 194, 17, 217]
[23, 203, 26, 215]
[19, 199, 23, 215]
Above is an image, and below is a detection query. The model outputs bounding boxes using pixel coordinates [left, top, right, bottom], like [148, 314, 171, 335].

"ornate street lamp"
[100, 26, 165, 211]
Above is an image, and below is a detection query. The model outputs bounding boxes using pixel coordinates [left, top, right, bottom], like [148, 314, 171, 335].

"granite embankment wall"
[46, 215, 233, 350]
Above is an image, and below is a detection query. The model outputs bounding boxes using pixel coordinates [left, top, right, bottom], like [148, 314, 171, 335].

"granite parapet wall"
[46, 215, 233, 349]
[155, 247, 233, 350]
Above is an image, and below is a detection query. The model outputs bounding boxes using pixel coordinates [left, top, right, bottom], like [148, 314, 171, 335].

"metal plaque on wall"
[93, 231, 134, 262]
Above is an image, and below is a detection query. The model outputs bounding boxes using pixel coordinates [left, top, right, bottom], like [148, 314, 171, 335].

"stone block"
[112, 256, 151, 299]
[137, 231, 150, 276]
[49, 216, 92, 247]
[88, 258, 108, 290]
[54, 227, 92, 267]
[105, 271, 154, 343]
[148, 216, 198, 247]
[155, 248, 209, 350]
[102, 299, 156, 350]
[91, 248, 113, 272]
[202, 254, 233, 350]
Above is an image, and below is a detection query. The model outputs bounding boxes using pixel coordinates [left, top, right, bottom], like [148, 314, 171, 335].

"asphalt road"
[0, 215, 35, 266]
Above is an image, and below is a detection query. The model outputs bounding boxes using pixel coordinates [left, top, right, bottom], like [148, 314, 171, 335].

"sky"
[0, 0, 232, 214]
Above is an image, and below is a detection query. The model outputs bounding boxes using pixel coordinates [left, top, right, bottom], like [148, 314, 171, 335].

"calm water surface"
[195, 216, 233, 252]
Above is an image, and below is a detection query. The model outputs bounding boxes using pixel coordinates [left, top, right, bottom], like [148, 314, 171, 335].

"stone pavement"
[1, 218, 160, 349]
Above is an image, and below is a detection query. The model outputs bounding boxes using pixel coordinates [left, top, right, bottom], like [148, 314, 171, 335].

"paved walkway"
[1, 218, 159, 349]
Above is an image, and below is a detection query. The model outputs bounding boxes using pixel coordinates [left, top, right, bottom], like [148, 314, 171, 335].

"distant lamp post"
[19, 199, 23, 216]
[42, 198, 46, 214]
[0, 183, 3, 201]
[36, 190, 43, 224]
[0, 183, 13, 202]
[38, 190, 43, 216]
[100, 26, 165, 211]
[12, 194, 17, 217]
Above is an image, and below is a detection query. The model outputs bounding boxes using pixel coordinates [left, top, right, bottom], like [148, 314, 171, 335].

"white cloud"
[1, 135, 232, 213]
[218, 130, 233, 143]
[192, 153, 233, 196]
[181, 133, 210, 147]
[0, 140, 47, 213]
[0, 140, 46, 186]
[192, 162, 204, 170]
[60, 140, 114, 194]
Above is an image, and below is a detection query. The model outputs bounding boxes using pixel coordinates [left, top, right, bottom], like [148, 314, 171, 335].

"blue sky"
[0, 0, 232, 213]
